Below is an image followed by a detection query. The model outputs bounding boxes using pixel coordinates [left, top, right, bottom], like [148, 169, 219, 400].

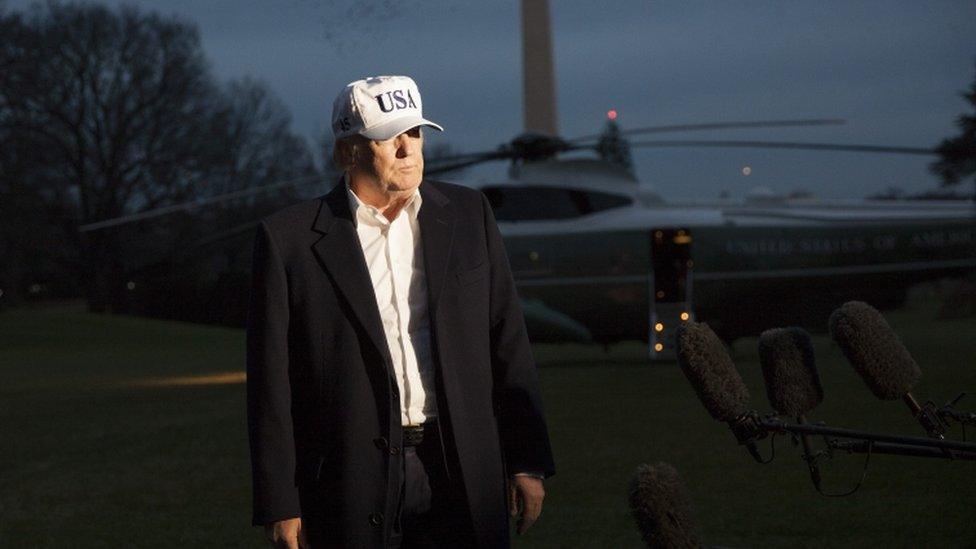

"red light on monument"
[607, 109, 618, 121]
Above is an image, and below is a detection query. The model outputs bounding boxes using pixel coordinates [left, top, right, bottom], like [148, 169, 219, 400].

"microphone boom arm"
[760, 417, 976, 454]
[726, 411, 976, 455]
[830, 440, 976, 461]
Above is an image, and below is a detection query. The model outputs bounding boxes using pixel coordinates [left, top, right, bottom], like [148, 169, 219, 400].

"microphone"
[676, 321, 765, 460]
[828, 301, 946, 439]
[758, 327, 824, 488]
[677, 319, 976, 489]
[758, 327, 823, 417]
[628, 462, 703, 549]
[828, 301, 921, 400]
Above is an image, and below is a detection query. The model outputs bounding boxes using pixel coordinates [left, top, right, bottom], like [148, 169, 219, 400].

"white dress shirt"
[346, 179, 437, 426]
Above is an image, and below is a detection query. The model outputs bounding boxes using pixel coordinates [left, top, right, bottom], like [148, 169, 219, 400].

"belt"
[402, 421, 437, 447]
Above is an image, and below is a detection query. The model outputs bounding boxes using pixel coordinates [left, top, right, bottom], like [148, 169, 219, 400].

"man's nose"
[396, 134, 418, 158]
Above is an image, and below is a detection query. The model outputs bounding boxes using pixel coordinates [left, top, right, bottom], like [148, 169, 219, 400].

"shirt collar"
[345, 172, 422, 227]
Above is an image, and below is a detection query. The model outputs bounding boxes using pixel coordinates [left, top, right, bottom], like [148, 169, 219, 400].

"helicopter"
[414, 111, 974, 358]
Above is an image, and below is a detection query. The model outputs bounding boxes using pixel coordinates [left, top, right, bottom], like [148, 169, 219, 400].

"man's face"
[357, 126, 424, 194]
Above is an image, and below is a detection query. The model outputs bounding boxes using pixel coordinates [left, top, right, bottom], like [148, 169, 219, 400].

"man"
[247, 75, 555, 548]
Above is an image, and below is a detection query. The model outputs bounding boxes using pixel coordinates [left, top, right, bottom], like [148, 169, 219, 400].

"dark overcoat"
[246, 179, 555, 547]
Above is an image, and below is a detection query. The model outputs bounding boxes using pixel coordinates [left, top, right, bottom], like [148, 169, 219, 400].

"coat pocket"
[456, 261, 488, 287]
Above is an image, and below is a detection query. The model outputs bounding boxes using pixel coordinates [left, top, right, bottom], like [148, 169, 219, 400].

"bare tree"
[0, 3, 228, 311]
[0, 9, 82, 306]
[214, 78, 318, 206]
[192, 78, 320, 315]
[112, 78, 322, 325]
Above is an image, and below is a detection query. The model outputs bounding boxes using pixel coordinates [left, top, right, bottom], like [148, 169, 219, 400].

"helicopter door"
[649, 228, 694, 360]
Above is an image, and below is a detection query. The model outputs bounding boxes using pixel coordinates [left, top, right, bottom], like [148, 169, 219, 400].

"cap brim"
[360, 116, 444, 141]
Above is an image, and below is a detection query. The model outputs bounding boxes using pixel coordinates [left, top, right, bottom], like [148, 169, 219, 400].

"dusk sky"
[9, 0, 976, 201]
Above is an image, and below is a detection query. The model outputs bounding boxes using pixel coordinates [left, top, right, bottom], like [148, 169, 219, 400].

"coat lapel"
[418, 181, 456, 316]
[311, 182, 394, 369]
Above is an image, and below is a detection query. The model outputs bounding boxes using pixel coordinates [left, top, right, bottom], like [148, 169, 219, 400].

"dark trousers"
[389, 423, 474, 548]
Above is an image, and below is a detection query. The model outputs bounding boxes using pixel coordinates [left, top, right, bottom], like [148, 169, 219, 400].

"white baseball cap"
[331, 75, 444, 141]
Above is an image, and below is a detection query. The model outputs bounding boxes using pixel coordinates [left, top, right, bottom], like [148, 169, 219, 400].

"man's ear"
[334, 136, 370, 170]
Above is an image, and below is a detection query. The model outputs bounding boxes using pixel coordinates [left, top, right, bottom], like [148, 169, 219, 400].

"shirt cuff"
[512, 471, 545, 480]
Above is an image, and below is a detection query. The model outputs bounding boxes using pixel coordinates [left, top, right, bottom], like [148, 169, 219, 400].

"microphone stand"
[829, 440, 976, 461]
[728, 411, 976, 458]
[903, 393, 949, 437]
[938, 392, 976, 427]
[796, 414, 824, 487]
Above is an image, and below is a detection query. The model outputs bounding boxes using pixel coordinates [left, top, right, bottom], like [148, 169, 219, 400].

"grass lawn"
[1, 297, 974, 547]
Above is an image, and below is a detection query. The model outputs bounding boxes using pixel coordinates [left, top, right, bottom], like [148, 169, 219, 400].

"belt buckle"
[403, 424, 424, 446]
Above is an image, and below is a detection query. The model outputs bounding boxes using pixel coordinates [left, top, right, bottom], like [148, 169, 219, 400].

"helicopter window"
[483, 186, 632, 222]
[585, 191, 632, 212]
[483, 186, 580, 221]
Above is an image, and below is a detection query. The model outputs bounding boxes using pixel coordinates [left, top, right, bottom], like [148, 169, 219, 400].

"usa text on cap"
[332, 75, 444, 141]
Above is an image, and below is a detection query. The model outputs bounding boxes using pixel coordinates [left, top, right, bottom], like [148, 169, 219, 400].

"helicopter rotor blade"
[426, 149, 509, 164]
[569, 118, 846, 143]
[190, 220, 261, 248]
[626, 139, 936, 156]
[426, 150, 514, 175]
[78, 174, 324, 232]
[82, 146, 512, 232]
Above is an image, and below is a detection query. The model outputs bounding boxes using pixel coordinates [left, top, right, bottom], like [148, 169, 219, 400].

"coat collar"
[309, 178, 456, 365]
[311, 180, 392, 368]
[417, 180, 455, 316]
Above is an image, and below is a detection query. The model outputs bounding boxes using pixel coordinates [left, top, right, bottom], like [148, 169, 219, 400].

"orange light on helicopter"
[607, 109, 618, 121]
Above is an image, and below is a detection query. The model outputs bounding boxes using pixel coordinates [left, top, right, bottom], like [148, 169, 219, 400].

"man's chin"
[387, 177, 423, 193]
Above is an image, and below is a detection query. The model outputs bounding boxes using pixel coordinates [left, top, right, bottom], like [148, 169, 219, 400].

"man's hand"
[508, 475, 545, 535]
[265, 517, 307, 549]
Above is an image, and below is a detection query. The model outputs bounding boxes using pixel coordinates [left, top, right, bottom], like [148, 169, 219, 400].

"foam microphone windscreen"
[628, 462, 703, 549]
[676, 321, 751, 422]
[828, 301, 921, 400]
[758, 327, 824, 417]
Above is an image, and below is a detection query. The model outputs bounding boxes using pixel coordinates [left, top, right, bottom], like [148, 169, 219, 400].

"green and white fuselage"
[472, 160, 976, 354]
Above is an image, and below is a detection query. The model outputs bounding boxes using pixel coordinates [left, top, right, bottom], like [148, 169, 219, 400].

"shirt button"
[369, 513, 384, 527]
[373, 437, 388, 450]
[389, 446, 401, 456]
